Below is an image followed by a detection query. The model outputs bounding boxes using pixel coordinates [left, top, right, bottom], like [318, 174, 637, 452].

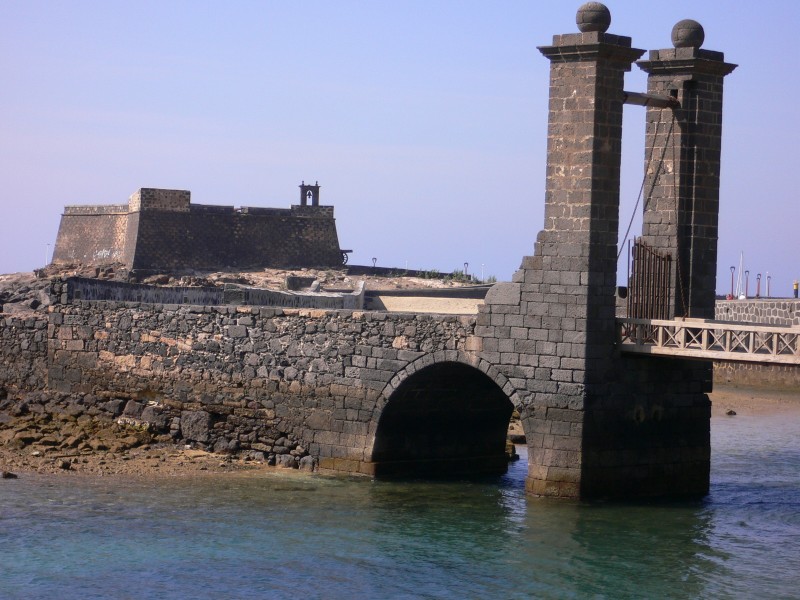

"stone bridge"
[0, 4, 737, 499]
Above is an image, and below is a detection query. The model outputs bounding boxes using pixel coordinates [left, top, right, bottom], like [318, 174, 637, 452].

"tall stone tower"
[478, 3, 734, 498]
[480, 2, 645, 497]
[638, 20, 736, 318]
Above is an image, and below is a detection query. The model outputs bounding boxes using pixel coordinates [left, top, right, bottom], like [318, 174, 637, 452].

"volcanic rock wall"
[52, 188, 344, 271]
[1, 290, 475, 469]
[715, 299, 800, 388]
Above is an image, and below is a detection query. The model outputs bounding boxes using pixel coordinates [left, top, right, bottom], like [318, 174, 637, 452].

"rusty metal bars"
[627, 238, 672, 320]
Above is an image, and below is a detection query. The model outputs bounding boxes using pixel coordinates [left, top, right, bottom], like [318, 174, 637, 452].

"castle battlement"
[128, 188, 191, 213]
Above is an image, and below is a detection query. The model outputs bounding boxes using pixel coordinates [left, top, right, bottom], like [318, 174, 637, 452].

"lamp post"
[463, 262, 469, 278]
[767, 274, 772, 298]
[372, 257, 377, 268]
[756, 273, 762, 298]
[730, 266, 735, 298]
[745, 270, 749, 298]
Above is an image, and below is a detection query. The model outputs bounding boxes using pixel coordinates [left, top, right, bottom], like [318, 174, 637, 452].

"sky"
[1, 1, 798, 296]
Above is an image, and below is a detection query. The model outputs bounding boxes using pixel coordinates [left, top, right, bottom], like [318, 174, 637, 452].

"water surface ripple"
[2, 410, 798, 599]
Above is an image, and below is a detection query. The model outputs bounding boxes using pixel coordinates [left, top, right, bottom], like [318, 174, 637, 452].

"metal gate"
[627, 238, 672, 320]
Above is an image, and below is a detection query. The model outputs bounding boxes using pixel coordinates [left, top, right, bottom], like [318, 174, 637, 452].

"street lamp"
[767, 274, 772, 298]
[745, 270, 749, 298]
[756, 273, 762, 298]
[372, 257, 377, 268]
[729, 266, 735, 298]
[464, 262, 469, 277]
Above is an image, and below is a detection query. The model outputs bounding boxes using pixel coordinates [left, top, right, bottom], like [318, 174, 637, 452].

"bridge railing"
[617, 318, 800, 364]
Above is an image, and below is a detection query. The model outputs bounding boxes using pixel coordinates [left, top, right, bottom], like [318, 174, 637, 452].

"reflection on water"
[1, 409, 799, 599]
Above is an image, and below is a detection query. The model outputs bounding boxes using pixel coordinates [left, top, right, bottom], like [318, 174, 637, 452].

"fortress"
[51, 182, 347, 272]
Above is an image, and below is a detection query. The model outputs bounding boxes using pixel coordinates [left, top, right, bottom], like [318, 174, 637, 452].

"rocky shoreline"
[0, 387, 318, 478]
[0, 388, 522, 478]
[2, 384, 797, 481]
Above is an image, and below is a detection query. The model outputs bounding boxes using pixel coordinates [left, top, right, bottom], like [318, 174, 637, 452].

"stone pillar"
[638, 21, 736, 318]
[521, 3, 643, 497]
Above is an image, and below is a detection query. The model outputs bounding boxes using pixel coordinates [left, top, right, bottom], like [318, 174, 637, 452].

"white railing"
[617, 318, 800, 364]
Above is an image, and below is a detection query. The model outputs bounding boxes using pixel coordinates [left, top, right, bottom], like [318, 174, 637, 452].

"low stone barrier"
[714, 299, 800, 388]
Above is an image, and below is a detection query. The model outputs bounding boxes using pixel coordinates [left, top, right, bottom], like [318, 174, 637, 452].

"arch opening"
[371, 362, 514, 478]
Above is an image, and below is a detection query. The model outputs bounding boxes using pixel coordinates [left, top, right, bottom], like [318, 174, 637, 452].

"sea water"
[1, 408, 799, 600]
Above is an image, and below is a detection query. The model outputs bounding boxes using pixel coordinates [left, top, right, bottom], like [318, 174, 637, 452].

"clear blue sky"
[2, 1, 798, 295]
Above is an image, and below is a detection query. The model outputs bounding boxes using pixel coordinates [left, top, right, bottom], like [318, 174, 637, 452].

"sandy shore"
[0, 444, 280, 480]
[708, 384, 800, 417]
[2, 384, 798, 480]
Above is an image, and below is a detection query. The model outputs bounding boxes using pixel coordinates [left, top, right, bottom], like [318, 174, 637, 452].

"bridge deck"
[617, 318, 800, 364]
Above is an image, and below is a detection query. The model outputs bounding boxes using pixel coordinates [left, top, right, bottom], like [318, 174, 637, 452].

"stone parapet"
[52, 277, 365, 310]
[716, 299, 800, 326]
[714, 299, 800, 389]
[128, 188, 191, 213]
[63, 205, 129, 216]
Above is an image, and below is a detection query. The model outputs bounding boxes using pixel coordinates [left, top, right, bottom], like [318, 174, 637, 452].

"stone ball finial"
[576, 2, 611, 33]
[671, 19, 705, 48]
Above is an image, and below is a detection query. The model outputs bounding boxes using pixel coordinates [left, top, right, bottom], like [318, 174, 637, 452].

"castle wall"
[52, 205, 132, 266]
[129, 204, 342, 270]
[128, 188, 190, 212]
[52, 188, 344, 271]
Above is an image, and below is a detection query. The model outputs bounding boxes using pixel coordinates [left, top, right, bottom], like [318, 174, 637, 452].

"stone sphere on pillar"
[576, 2, 611, 33]
[671, 19, 705, 48]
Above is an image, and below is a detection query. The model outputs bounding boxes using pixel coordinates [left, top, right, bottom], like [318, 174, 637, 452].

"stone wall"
[52, 187, 345, 272]
[52, 206, 131, 266]
[130, 204, 342, 271]
[0, 313, 48, 393]
[716, 299, 800, 326]
[62, 277, 365, 310]
[42, 300, 476, 470]
[714, 299, 800, 388]
[128, 188, 190, 212]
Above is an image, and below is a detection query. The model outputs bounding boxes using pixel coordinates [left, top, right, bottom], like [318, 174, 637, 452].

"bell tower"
[299, 181, 320, 207]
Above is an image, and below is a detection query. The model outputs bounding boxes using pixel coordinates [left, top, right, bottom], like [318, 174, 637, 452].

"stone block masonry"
[476, 5, 728, 498]
[0, 313, 48, 394]
[716, 299, 800, 326]
[714, 299, 800, 388]
[61, 276, 365, 310]
[52, 185, 345, 271]
[42, 300, 476, 469]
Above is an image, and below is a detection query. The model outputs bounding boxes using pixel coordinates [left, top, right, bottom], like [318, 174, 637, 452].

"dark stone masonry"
[52, 183, 346, 271]
[714, 299, 800, 388]
[1, 3, 744, 498]
[16, 287, 482, 474]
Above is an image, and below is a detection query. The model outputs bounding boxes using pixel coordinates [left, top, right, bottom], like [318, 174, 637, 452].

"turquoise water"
[2, 409, 799, 599]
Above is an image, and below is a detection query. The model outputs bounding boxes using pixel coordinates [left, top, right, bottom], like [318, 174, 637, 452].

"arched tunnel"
[370, 361, 515, 478]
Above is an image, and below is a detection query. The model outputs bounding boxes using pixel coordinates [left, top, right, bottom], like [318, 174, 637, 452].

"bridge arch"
[367, 351, 523, 477]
